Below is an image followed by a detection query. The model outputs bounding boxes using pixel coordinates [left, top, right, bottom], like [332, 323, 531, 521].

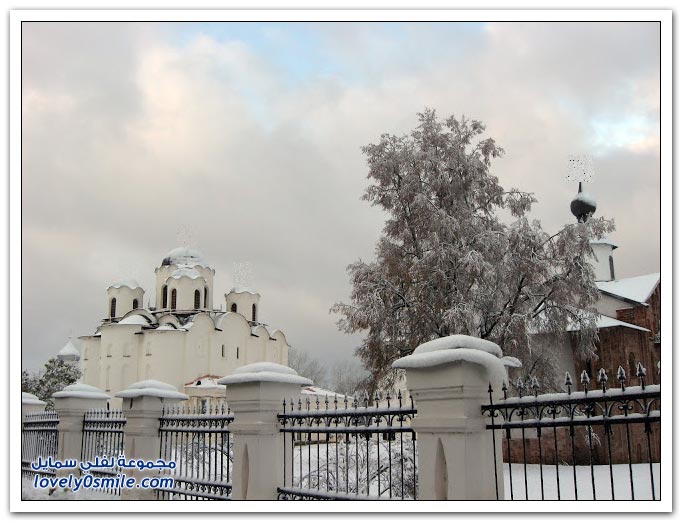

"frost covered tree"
[23, 358, 81, 409]
[331, 109, 614, 391]
[288, 347, 329, 388]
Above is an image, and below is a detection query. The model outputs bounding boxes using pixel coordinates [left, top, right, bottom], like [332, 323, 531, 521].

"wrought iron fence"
[81, 408, 127, 495]
[277, 392, 418, 500]
[482, 363, 661, 500]
[22, 411, 59, 479]
[156, 403, 234, 500]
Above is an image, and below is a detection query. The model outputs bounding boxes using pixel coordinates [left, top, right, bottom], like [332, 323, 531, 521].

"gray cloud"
[21, 21, 660, 373]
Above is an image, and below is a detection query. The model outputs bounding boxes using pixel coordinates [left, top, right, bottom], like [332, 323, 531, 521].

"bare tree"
[288, 347, 329, 387]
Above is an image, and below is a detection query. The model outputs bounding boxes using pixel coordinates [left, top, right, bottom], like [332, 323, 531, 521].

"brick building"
[506, 185, 661, 465]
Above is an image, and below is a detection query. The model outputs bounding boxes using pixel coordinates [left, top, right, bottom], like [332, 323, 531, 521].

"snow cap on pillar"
[392, 334, 521, 388]
[116, 380, 189, 400]
[22, 392, 46, 406]
[52, 383, 111, 400]
[218, 362, 312, 386]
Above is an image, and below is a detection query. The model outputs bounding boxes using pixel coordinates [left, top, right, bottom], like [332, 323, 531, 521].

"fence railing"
[482, 363, 661, 500]
[277, 392, 418, 500]
[156, 404, 234, 500]
[22, 411, 59, 479]
[81, 408, 127, 495]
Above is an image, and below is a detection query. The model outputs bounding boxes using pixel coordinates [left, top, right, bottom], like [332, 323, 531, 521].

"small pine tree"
[24, 358, 81, 409]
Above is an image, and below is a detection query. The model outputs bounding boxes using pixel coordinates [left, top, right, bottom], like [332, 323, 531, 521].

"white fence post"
[393, 336, 507, 500]
[52, 384, 110, 478]
[218, 363, 312, 500]
[22, 392, 46, 418]
[116, 380, 187, 500]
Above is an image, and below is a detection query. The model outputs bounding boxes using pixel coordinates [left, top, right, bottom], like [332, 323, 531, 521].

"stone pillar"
[116, 380, 187, 500]
[393, 335, 508, 500]
[22, 392, 46, 417]
[52, 384, 110, 477]
[218, 363, 312, 500]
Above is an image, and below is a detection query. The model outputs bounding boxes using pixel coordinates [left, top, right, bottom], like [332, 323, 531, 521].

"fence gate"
[22, 411, 59, 479]
[156, 404, 234, 500]
[277, 392, 418, 500]
[80, 408, 127, 495]
[482, 363, 661, 500]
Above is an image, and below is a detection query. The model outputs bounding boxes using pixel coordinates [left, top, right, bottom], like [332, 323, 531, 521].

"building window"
[162, 285, 168, 308]
[237, 346, 239, 359]
[204, 287, 209, 308]
[110, 298, 117, 318]
[171, 289, 177, 310]
[609, 255, 615, 280]
[132, 298, 139, 309]
[221, 344, 225, 358]
[252, 304, 257, 322]
[629, 352, 637, 377]
[231, 303, 237, 313]
[194, 289, 201, 309]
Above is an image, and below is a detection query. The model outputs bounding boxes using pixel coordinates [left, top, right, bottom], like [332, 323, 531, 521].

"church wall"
[106, 286, 144, 319]
[596, 293, 633, 319]
[140, 330, 186, 390]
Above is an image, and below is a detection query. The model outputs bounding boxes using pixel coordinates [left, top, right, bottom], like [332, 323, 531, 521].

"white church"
[68, 247, 289, 407]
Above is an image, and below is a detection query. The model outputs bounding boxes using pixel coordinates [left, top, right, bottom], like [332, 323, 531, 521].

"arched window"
[629, 352, 637, 377]
[252, 304, 257, 322]
[171, 289, 177, 310]
[110, 298, 117, 318]
[204, 287, 209, 308]
[132, 298, 139, 309]
[236, 346, 240, 359]
[162, 285, 168, 308]
[194, 289, 201, 309]
[221, 344, 225, 358]
[609, 255, 615, 280]
[231, 303, 237, 313]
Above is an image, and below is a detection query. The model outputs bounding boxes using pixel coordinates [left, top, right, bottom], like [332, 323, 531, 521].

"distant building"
[76, 247, 290, 405]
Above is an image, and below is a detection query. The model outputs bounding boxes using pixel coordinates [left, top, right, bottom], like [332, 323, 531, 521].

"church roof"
[590, 236, 618, 249]
[161, 247, 209, 268]
[58, 339, 80, 357]
[168, 266, 203, 280]
[566, 313, 650, 333]
[107, 279, 142, 291]
[596, 273, 660, 305]
[118, 314, 151, 326]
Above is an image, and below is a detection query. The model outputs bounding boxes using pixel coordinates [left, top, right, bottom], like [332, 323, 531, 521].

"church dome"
[161, 247, 208, 268]
[570, 182, 597, 223]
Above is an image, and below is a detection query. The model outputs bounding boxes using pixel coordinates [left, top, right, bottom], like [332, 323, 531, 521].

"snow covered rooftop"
[58, 338, 80, 357]
[596, 273, 660, 304]
[22, 392, 46, 406]
[107, 279, 142, 291]
[301, 385, 353, 401]
[169, 266, 203, 280]
[566, 314, 650, 333]
[590, 236, 618, 249]
[161, 247, 209, 268]
[118, 314, 150, 326]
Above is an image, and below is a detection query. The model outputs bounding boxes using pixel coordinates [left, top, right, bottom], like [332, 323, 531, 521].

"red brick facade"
[505, 282, 661, 465]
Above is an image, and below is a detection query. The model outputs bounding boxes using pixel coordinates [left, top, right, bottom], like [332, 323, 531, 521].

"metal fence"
[22, 411, 60, 479]
[81, 408, 127, 495]
[156, 403, 234, 500]
[277, 392, 418, 500]
[482, 363, 661, 500]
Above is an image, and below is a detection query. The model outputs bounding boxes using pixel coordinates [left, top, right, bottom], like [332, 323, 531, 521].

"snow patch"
[168, 266, 203, 280]
[117, 314, 149, 326]
[107, 279, 142, 291]
[218, 362, 312, 386]
[393, 348, 508, 387]
[22, 392, 46, 406]
[52, 383, 110, 400]
[115, 380, 188, 400]
[596, 273, 660, 304]
[413, 334, 503, 358]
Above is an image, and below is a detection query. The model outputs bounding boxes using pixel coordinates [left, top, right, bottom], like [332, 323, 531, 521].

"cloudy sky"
[21, 21, 660, 373]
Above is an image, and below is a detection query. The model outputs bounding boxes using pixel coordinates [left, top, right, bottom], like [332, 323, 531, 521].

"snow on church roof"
[161, 247, 209, 268]
[596, 273, 660, 305]
[168, 266, 203, 280]
[107, 279, 142, 291]
[58, 339, 80, 357]
[118, 314, 150, 326]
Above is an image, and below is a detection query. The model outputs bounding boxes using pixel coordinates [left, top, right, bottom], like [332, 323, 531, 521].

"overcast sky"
[21, 21, 660, 373]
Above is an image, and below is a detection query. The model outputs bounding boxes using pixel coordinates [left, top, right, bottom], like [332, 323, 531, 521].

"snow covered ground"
[504, 463, 660, 500]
